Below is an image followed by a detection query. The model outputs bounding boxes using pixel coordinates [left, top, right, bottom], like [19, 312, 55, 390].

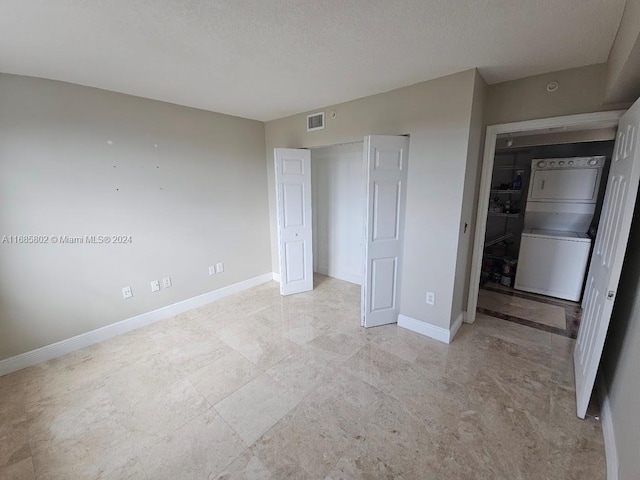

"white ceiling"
[0, 0, 626, 121]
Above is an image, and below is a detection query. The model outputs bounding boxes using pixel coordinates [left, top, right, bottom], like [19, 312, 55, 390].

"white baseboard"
[598, 377, 619, 480]
[450, 311, 465, 341]
[398, 314, 457, 344]
[0, 273, 274, 377]
[272, 272, 281, 283]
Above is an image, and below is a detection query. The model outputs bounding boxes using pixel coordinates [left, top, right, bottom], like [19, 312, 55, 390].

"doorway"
[467, 104, 640, 420]
[274, 135, 410, 328]
[311, 142, 365, 286]
[477, 136, 615, 338]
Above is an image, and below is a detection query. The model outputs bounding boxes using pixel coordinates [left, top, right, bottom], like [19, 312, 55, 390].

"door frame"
[466, 110, 625, 324]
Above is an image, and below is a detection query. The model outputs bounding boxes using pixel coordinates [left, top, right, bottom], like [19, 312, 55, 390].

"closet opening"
[311, 142, 365, 286]
[477, 130, 616, 338]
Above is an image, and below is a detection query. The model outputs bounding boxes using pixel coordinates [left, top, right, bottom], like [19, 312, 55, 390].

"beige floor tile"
[265, 345, 340, 395]
[0, 418, 30, 469]
[549, 384, 604, 443]
[31, 431, 137, 480]
[214, 450, 273, 480]
[138, 408, 246, 480]
[152, 322, 233, 376]
[324, 455, 408, 480]
[308, 330, 367, 358]
[0, 275, 606, 480]
[355, 393, 449, 480]
[217, 321, 300, 370]
[188, 350, 260, 406]
[468, 349, 552, 420]
[215, 373, 302, 445]
[252, 397, 357, 480]
[27, 387, 127, 454]
[103, 352, 183, 405]
[119, 377, 210, 451]
[550, 334, 577, 389]
[0, 371, 27, 422]
[103, 456, 148, 480]
[341, 344, 411, 389]
[547, 430, 607, 480]
[293, 368, 383, 437]
[0, 457, 35, 480]
[449, 395, 549, 480]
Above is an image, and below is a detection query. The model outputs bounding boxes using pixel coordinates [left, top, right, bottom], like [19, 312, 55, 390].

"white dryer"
[514, 156, 605, 301]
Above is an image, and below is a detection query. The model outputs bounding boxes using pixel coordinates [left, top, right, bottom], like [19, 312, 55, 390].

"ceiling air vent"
[307, 112, 325, 132]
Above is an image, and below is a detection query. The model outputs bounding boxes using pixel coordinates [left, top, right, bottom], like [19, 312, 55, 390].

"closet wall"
[311, 142, 365, 285]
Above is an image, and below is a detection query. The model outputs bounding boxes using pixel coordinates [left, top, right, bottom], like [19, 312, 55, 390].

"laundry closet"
[477, 131, 615, 335]
[310, 142, 365, 285]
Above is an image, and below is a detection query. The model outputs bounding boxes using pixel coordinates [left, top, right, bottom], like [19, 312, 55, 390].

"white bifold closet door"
[362, 135, 410, 328]
[274, 148, 313, 296]
[574, 98, 640, 419]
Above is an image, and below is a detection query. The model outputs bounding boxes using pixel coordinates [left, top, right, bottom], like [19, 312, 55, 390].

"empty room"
[1, 1, 640, 479]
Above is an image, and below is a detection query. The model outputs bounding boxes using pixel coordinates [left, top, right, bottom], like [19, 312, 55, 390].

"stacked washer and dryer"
[514, 156, 605, 302]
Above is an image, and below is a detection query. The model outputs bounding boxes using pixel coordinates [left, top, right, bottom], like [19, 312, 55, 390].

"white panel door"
[574, 98, 640, 419]
[275, 148, 313, 296]
[362, 135, 409, 327]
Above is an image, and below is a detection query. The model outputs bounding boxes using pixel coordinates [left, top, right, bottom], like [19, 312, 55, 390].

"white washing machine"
[515, 229, 591, 301]
[514, 156, 605, 301]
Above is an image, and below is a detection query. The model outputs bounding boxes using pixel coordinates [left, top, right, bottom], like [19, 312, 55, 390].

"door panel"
[574, 99, 640, 419]
[275, 148, 313, 296]
[362, 135, 409, 327]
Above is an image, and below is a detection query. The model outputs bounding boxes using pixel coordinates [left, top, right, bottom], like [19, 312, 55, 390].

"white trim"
[0, 273, 274, 377]
[398, 314, 458, 344]
[466, 110, 625, 324]
[450, 311, 465, 341]
[272, 272, 281, 283]
[598, 377, 619, 480]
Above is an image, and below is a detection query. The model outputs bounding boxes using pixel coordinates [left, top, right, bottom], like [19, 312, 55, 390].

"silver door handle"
[541, 180, 545, 190]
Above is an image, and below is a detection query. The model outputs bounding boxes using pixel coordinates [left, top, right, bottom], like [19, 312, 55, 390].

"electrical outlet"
[426, 291, 435, 305]
[215, 262, 224, 273]
[122, 286, 133, 299]
[208, 265, 216, 276]
[151, 280, 160, 292]
[162, 276, 171, 288]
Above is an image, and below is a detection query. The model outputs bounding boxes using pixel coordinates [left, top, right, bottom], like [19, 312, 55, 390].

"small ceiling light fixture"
[546, 81, 559, 92]
[506, 135, 514, 147]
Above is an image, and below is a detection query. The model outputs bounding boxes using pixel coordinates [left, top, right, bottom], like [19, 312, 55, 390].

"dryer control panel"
[532, 156, 605, 170]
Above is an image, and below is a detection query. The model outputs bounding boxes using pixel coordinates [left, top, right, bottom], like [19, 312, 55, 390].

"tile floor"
[0, 275, 605, 479]
[478, 282, 583, 338]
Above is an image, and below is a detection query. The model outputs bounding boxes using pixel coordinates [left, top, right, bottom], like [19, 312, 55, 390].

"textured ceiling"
[0, 0, 627, 121]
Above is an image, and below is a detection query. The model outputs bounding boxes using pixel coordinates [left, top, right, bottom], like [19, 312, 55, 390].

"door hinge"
[607, 290, 615, 300]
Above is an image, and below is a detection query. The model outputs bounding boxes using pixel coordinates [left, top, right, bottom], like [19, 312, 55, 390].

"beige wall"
[605, 0, 640, 103]
[485, 64, 628, 126]
[0, 74, 271, 360]
[451, 71, 487, 325]
[602, 194, 640, 480]
[266, 69, 479, 330]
